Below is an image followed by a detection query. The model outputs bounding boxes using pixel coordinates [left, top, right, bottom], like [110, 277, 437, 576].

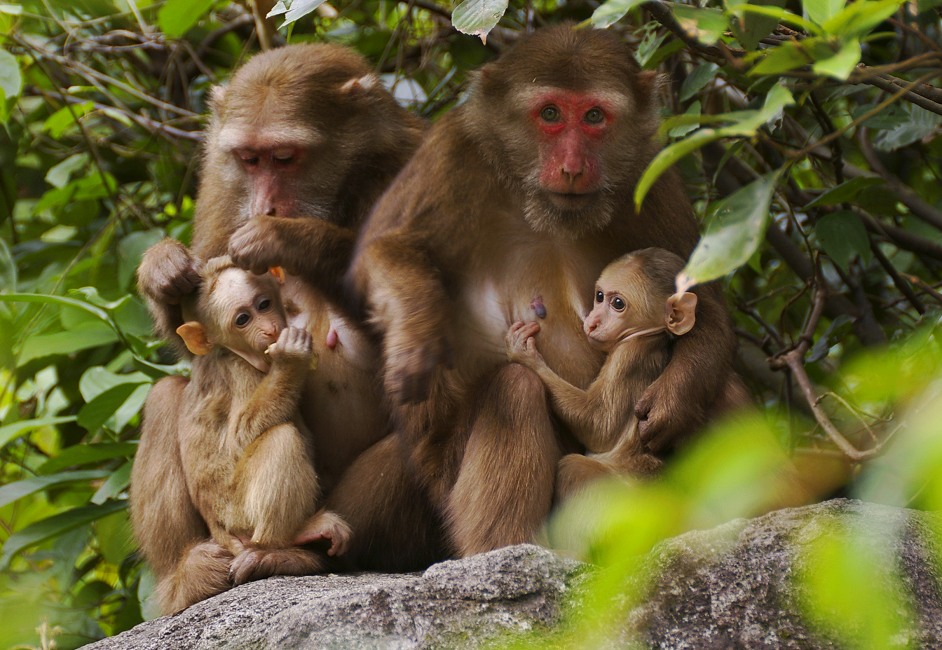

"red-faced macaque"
[132, 42, 436, 602]
[152, 256, 350, 613]
[507, 248, 750, 500]
[334, 25, 739, 558]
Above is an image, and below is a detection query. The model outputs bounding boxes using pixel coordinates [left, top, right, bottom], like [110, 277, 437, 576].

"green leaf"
[0, 4, 23, 15]
[589, 0, 646, 29]
[727, 0, 785, 50]
[750, 41, 810, 76]
[272, 0, 327, 27]
[19, 321, 119, 365]
[815, 211, 872, 272]
[812, 38, 860, 79]
[804, 0, 845, 25]
[678, 172, 780, 291]
[0, 48, 21, 99]
[42, 103, 95, 140]
[0, 416, 77, 451]
[91, 461, 133, 505]
[77, 382, 147, 434]
[668, 101, 702, 138]
[158, 0, 215, 38]
[822, 0, 904, 39]
[117, 229, 164, 292]
[679, 63, 718, 102]
[806, 177, 883, 207]
[45, 153, 91, 189]
[672, 5, 728, 44]
[79, 367, 152, 403]
[0, 237, 15, 292]
[452, 0, 508, 43]
[0, 500, 127, 569]
[38, 442, 138, 475]
[874, 104, 942, 152]
[0, 470, 110, 509]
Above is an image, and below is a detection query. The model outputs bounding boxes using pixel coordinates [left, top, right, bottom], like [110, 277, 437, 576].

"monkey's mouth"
[545, 191, 598, 210]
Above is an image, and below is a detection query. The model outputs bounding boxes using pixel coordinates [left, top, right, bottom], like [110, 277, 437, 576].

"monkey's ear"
[269, 266, 286, 284]
[340, 74, 378, 96]
[176, 322, 214, 355]
[665, 292, 697, 336]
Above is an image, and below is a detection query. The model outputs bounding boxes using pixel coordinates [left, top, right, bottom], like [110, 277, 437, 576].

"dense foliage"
[0, 0, 940, 647]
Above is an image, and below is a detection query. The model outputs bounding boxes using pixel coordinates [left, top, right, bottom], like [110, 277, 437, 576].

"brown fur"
[508, 248, 750, 500]
[133, 42, 426, 608]
[340, 26, 739, 558]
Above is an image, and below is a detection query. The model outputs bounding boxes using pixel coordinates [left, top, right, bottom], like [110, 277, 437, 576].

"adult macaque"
[340, 26, 739, 556]
[506, 248, 750, 499]
[156, 257, 349, 613]
[132, 42, 434, 597]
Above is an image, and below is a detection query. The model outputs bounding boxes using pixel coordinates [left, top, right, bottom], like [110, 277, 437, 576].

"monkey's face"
[583, 262, 659, 352]
[209, 268, 287, 356]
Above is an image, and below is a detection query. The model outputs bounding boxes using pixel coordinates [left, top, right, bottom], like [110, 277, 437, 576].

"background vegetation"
[0, 0, 940, 647]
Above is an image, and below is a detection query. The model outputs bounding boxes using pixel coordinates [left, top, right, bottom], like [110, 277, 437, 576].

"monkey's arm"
[229, 327, 313, 452]
[507, 323, 617, 452]
[635, 282, 736, 451]
[228, 217, 356, 307]
[136, 239, 201, 350]
[349, 232, 451, 404]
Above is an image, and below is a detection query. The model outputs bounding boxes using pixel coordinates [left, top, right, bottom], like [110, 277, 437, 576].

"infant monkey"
[507, 247, 748, 500]
[172, 256, 349, 608]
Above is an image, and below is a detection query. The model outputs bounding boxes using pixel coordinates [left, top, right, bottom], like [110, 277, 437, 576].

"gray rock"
[85, 500, 942, 649]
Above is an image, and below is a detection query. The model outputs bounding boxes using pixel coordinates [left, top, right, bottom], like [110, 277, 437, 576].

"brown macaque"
[149, 257, 350, 613]
[338, 25, 740, 557]
[506, 248, 750, 500]
[132, 41, 437, 599]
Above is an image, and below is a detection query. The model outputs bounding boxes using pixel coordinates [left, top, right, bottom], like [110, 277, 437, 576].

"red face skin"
[233, 145, 306, 217]
[530, 90, 614, 199]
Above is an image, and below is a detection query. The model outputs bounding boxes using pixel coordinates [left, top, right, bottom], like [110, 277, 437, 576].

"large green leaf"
[806, 177, 884, 207]
[0, 500, 127, 569]
[157, 0, 215, 39]
[589, 0, 646, 29]
[37, 442, 138, 475]
[0, 416, 77, 450]
[672, 5, 728, 44]
[815, 211, 872, 272]
[677, 172, 780, 291]
[0, 470, 110, 509]
[812, 38, 860, 80]
[822, 0, 905, 38]
[726, 0, 786, 50]
[452, 0, 509, 43]
[874, 104, 942, 152]
[804, 0, 845, 25]
[750, 41, 811, 76]
[19, 321, 119, 365]
[0, 47, 20, 99]
[77, 382, 149, 434]
[0, 237, 14, 292]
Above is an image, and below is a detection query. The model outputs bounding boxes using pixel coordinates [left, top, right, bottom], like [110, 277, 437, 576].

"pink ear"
[269, 266, 286, 284]
[665, 292, 697, 336]
[176, 321, 213, 355]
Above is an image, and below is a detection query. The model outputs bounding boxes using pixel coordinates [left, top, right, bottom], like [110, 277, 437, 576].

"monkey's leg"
[156, 539, 233, 614]
[237, 423, 318, 547]
[131, 377, 208, 580]
[446, 364, 560, 556]
[325, 433, 449, 571]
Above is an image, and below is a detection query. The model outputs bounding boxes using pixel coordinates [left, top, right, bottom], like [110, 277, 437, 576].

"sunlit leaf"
[822, 0, 905, 38]
[804, 0, 845, 25]
[589, 0, 646, 29]
[19, 321, 119, 365]
[844, 324, 942, 405]
[677, 172, 780, 291]
[91, 462, 133, 505]
[453, 0, 508, 43]
[0, 500, 127, 569]
[0, 416, 77, 451]
[38, 442, 138, 475]
[812, 38, 860, 79]
[0, 48, 21, 99]
[0, 470, 110, 509]
[273, 0, 327, 28]
[157, 0, 215, 39]
[117, 229, 164, 292]
[77, 382, 145, 434]
[874, 104, 942, 152]
[750, 41, 810, 75]
[42, 103, 95, 140]
[672, 5, 728, 44]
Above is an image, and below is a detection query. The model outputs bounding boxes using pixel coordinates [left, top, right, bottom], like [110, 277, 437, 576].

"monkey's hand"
[384, 325, 452, 404]
[267, 327, 313, 366]
[229, 217, 290, 275]
[136, 238, 201, 305]
[634, 378, 703, 453]
[293, 509, 351, 557]
[505, 321, 545, 368]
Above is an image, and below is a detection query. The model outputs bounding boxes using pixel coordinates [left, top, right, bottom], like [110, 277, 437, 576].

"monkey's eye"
[235, 312, 251, 328]
[272, 148, 295, 164]
[610, 296, 626, 312]
[257, 297, 272, 312]
[584, 108, 605, 125]
[236, 151, 260, 167]
[540, 106, 561, 123]
[595, 290, 604, 303]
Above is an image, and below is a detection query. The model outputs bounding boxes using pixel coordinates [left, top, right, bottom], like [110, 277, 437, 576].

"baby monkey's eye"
[611, 296, 626, 311]
[595, 290, 604, 303]
[257, 297, 272, 312]
[235, 312, 251, 327]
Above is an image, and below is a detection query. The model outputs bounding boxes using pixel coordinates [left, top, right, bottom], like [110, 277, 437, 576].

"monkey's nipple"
[530, 295, 547, 319]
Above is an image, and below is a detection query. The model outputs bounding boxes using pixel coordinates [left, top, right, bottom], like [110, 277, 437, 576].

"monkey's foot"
[229, 546, 324, 585]
[294, 509, 352, 557]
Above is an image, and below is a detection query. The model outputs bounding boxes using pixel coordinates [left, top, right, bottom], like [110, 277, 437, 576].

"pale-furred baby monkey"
[165, 255, 349, 612]
[507, 247, 749, 500]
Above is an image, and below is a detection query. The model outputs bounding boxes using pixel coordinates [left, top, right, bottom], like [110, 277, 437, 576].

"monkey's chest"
[459, 251, 605, 387]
